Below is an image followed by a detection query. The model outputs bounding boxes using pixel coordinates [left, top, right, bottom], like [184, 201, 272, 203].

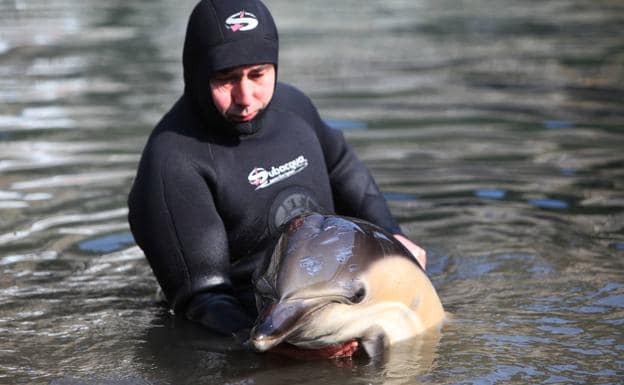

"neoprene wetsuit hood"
[182, 0, 279, 135]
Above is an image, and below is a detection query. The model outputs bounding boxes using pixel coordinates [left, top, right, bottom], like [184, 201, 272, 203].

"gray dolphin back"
[254, 213, 418, 306]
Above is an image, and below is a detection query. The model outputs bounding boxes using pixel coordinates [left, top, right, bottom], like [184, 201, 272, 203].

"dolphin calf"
[249, 213, 445, 358]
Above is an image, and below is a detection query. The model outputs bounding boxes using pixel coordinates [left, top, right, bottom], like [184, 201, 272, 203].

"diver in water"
[128, 0, 426, 342]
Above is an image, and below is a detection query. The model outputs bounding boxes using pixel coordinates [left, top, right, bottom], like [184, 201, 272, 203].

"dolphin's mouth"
[266, 339, 360, 360]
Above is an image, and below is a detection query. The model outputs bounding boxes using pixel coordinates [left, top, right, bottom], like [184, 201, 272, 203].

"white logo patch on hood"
[248, 155, 309, 190]
[225, 10, 259, 32]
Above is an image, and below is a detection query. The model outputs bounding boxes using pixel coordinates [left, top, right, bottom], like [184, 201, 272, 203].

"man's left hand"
[393, 234, 427, 269]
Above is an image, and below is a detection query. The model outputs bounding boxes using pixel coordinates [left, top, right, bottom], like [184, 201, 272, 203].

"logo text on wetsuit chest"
[248, 155, 308, 190]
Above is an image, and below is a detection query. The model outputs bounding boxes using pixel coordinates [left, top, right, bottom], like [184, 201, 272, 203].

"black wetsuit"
[127, 0, 401, 335]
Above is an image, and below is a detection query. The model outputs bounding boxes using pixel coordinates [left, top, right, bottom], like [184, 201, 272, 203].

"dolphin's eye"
[350, 287, 366, 304]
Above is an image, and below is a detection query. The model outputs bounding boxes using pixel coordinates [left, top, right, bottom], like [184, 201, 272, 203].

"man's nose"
[233, 78, 254, 106]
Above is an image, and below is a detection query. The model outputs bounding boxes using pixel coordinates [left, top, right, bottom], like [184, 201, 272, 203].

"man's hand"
[393, 234, 427, 270]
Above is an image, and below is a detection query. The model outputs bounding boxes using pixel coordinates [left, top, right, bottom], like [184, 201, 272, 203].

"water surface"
[1, 0, 623, 384]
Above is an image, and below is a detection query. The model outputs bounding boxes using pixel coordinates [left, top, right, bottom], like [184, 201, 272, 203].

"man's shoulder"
[274, 81, 307, 96]
[272, 82, 315, 111]
[140, 134, 188, 173]
[141, 104, 201, 165]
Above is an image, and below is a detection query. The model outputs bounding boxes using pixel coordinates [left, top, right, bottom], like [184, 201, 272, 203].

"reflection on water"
[1, 0, 623, 384]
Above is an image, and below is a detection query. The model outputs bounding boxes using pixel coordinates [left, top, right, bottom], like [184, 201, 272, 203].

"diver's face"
[209, 63, 275, 123]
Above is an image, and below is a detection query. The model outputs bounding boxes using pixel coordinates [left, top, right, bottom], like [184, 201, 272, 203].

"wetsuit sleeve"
[306, 104, 403, 234]
[128, 147, 253, 334]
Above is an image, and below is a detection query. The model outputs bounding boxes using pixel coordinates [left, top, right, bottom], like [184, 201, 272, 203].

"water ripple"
[0, 208, 128, 245]
[10, 170, 135, 190]
[0, 250, 58, 266]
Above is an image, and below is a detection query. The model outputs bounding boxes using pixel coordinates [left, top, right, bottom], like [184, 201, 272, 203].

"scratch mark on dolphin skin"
[337, 279, 356, 291]
[300, 256, 323, 275]
[335, 248, 352, 264]
[373, 231, 391, 242]
[410, 295, 421, 310]
[322, 217, 362, 234]
[319, 236, 339, 245]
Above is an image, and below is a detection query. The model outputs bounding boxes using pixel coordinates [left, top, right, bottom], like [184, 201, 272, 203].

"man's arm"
[313, 121, 401, 231]
[128, 146, 253, 334]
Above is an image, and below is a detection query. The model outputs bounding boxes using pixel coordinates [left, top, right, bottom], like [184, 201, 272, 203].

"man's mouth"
[228, 110, 257, 122]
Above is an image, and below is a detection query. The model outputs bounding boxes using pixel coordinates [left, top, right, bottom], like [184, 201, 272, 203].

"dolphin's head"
[249, 213, 418, 356]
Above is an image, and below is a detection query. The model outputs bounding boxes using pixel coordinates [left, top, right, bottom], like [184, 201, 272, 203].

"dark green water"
[1, 0, 623, 384]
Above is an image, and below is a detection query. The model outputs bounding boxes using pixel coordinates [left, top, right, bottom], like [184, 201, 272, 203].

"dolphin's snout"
[250, 300, 308, 351]
[249, 331, 275, 352]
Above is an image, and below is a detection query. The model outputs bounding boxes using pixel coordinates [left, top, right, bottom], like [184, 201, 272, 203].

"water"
[1, 0, 623, 384]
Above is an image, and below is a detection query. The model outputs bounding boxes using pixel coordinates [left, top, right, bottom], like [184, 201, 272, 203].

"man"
[128, 0, 425, 340]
